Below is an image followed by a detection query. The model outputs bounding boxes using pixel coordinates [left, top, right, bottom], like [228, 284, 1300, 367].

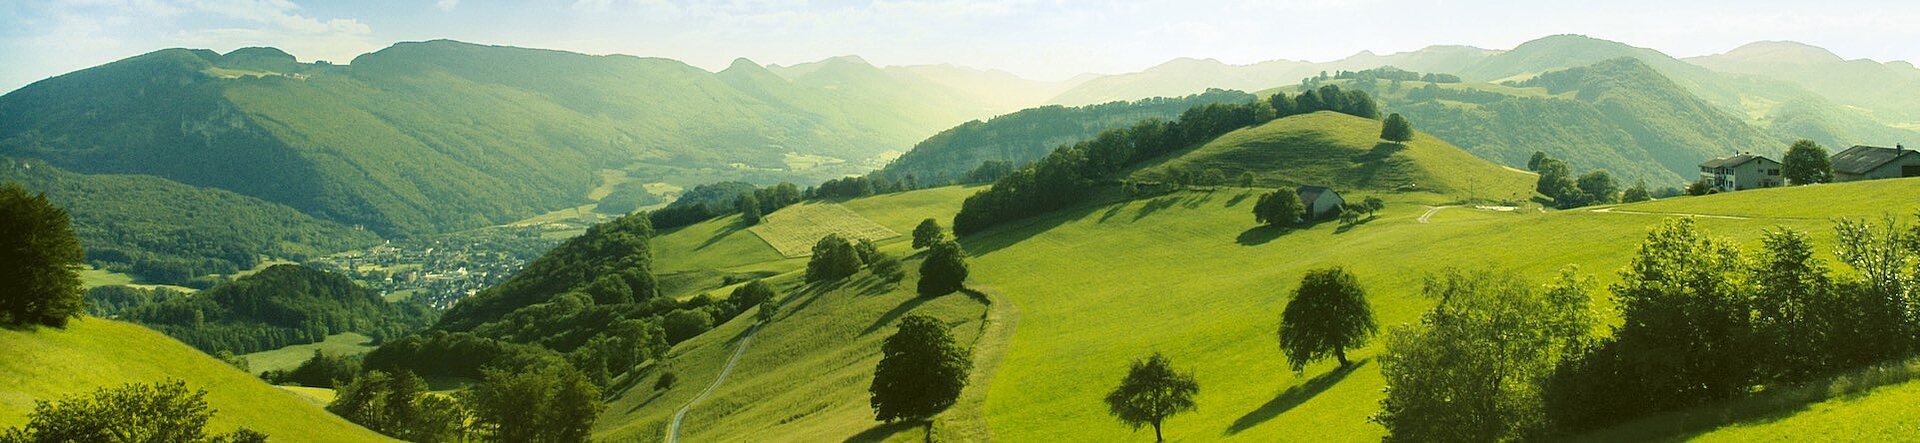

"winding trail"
[1588, 207, 1754, 220]
[667, 324, 760, 443]
[1417, 205, 1454, 223]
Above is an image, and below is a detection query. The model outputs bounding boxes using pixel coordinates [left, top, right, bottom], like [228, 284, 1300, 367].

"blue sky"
[4, 0, 1918, 93]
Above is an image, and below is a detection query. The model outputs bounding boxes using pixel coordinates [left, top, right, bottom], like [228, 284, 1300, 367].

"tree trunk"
[1153, 420, 1164, 442]
[924, 420, 934, 443]
[1336, 347, 1350, 367]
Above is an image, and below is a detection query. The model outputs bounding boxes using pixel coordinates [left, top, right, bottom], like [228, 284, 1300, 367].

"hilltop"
[0, 319, 393, 441]
[1131, 111, 1536, 201]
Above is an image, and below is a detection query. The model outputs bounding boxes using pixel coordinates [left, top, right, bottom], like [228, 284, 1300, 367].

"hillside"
[875, 89, 1257, 184]
[1686, 41, 1920, 126]
[114, 264, 436, 355]
[0, 158, 378, 286]
[1047, 46, 1500, 106]
[607, 175, 1920, 441]
[0, 319, 393, 441]
[0, 41, 1027, 237]
[1131, 111, 1536, 201]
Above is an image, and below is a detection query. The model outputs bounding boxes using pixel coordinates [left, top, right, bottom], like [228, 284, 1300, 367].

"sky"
[4, 0, 1919, 93]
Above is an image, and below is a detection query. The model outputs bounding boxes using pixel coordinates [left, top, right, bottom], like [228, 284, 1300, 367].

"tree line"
[109, 264, 439, 355]
[953, 86, 1385, 236]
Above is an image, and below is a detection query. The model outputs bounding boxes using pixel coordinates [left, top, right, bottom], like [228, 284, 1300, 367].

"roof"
[1297, 186, 1339, 204]
[1831, 145, 1917, 175]
[1698, 153, 1777, 169]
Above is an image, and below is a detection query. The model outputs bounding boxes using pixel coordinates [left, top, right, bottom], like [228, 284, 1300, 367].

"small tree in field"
[0, 380, 265, 443]
[1252, 189, 1304, 227]
[1362, 196, 1385, 217]
[912, 218, 946, 249]
[1278, 267, 1377, 371]
[1105, 353, 1198, 442]
[918, 240, 969, 296]
[870, 315, 971, 442]
[1781, 139, 1833, 185]
[1380, 113, 1414, 143]
[806, 234, 862, 282]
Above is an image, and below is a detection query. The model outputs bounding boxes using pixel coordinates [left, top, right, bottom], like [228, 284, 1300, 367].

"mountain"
[890, 64, 1088, 112]
[1046, 45, 1499, 106]
[1132, 111, 1537, 201]
[0, 158, 378, 285]
[0, 41, 1036, 237]
[874, 89, 1258, 184]
[1687, 41, 1920, 126]
[0, 319, 393, 441]
[115, 264, 436, 354]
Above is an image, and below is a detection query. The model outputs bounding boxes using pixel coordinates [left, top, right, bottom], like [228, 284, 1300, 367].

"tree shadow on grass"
[1237, 225, 1288, 246]
[1224, 191, 1255, 208]
[843, 420, 927, 443]
[862, 293, 933, 336]
[695, 218, 752, 251]
[1226, 359, 1369, 435]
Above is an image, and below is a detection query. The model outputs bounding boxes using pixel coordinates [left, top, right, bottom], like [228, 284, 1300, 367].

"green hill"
[115, 264, 436, 355]
[605, 174, 1920, 441]
[0, 158, 378, 285]
[875, 89, 1257, 184]
[0, 319, 393, 441]
[0, 41, 1029, 237]
[1686, 41, 1920, 127]
[1131, 111, 1536, 201]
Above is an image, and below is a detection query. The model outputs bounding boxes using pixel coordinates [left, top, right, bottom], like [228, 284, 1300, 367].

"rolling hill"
[0, 319, 393, 441]
[611, 114, 1920, 442]
[0, 41, 1036, 237]
[0, 158, 378, 285]
[1131, 111, 1536, 201]
[1687, 41, 1920, 127]
[1047, 45, 1498, 106]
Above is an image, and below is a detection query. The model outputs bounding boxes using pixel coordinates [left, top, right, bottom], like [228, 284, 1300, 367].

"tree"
[855, 239, 880, 265]
[0, 380, 264, 443]
[734, 193, 762, 225]
[869, 315, 971, 442]
[729, 280, 776, 313]
[1575, 170, 1619, 204]
[872, 253, 905, 282]
[1686, 179, 1715, 196]
[912, 218, 946, 249]
[1362, 196, 1385, 217]
[757, 299, 779, 323]
[1380, 113, 1414, 143]
[1533, 157, 1583, 208]
[1339, 209, 1361, 226]
[1591, 219, 1755, 417]
[1781, 139, 1834, 185]
[1620, 181, 1652, 203]
[1277, 268, 1377, 371]
[1252, 188, 1304, 227]
[464, 365, 602, 443]
[1527, 151, 1548, 171]
[662, 309, 713, 344]
[1104, 353, 1198, 442]
[918, 240, 969, 297]
[1377, 269, 1594, 441]
[1238, 172, 1257, 188]
[806, 234, 863, 282]
[1749, 228, 1841, 382]
[329, 370, 466, 443]
[0, 183, 86, 328]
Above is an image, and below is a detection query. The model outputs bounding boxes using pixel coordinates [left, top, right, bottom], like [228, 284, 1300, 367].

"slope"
[875, 89, 1257, 184]
[116, 264, 435, 355]
[0, 41, 1022, 237]
[1047, 45, 1500, 106]
[0, 319, 393, 441]
[1688, 41, 1920, 126]
[0, 158, 378, 286]
[1131, 111, 1537, 201]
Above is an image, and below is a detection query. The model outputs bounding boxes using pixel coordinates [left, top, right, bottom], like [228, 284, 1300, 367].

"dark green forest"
[113, 264, 435, 354]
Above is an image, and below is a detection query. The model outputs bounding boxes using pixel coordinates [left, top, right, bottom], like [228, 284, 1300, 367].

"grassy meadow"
[0, 319, 392, 441]
[240, 332, 378, 375]
[748, 203, 902, 257]
[626, 176, 1920, 442]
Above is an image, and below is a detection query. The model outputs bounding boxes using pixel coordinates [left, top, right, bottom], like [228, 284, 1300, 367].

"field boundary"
[747, 203, 901, 257]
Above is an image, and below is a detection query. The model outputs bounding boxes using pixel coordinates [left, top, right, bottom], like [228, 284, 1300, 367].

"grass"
[1132, 111, 1538, 203]
[280, 386, 339, 407]
[747, 203, 902, 257]
[782, 152, 847, 171]
[239, 332, 377, 375]
[615, 177, 1920, 440]
[0, 319, 391, 441]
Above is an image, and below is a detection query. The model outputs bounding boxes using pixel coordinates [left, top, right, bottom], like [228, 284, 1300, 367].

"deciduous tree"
[1278, 268, 1377, 371]
[918, 241, 969, 296]
[870, 315, 971, 442]
[1781, 139, 1834, 185]
[1104, 353, 1198, 442]
[0, 183, 85, 328]
[1380, 113, 1414, 143]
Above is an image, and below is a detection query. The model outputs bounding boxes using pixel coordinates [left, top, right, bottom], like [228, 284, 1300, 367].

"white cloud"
[435, 0, 458, 12]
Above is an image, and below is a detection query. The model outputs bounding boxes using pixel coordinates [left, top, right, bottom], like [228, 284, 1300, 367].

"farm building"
[1832, 144, 1920, 182]
[1298, 186, 1346, 221]
[1698, 153, 1782, 192]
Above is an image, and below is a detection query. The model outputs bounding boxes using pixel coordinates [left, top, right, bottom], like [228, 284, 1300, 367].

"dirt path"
[933, 287, 1021, 440]
[667, 324, 761, 443]
[1588, 207, 1754, 220]
[1417, 206, 1455, 223]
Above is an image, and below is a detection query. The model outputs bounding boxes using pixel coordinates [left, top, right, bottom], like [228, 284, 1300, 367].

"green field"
[622, 176, 1920, 441]
[240, 332, 378, 375]
[0, 319, 391, 441]
[748, 203, 903, 257]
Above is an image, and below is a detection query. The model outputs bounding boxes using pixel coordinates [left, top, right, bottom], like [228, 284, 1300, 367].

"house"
[1832, 144, 1920, 182]
[1698, 153, 1782, 192]
[1297, 186, 1346, 221]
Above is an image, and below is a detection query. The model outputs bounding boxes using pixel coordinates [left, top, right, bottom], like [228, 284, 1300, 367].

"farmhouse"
[1697, 153, 1782, 192]
[1832, 144, 1920, 182]
[1297, 186, 1346, 221]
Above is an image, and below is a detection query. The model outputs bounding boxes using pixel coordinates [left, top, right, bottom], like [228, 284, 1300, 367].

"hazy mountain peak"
[1714, 41, 1844, 64]
[222, 47, 295, 61]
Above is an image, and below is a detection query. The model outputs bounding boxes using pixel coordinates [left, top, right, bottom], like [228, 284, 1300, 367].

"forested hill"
[874, 89, 1258, 184]
[0, 158, 378, 286]
[0, 40, 1026, 237]
[113, 264, 436, 355]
